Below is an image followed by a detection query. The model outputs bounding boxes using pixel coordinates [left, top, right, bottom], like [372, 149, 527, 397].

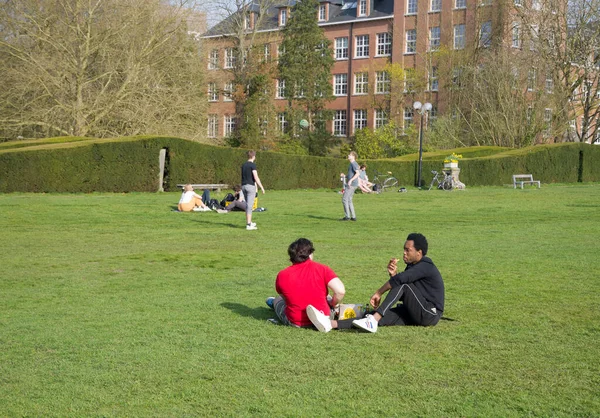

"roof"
[202, 0, 394, 37]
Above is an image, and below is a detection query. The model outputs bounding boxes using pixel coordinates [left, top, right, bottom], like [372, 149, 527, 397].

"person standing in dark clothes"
[307, 233, 444, 333]
[241, 150, 265, 230]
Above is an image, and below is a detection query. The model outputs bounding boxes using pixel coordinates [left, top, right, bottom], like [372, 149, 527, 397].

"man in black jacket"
[351, 233, 444, 332]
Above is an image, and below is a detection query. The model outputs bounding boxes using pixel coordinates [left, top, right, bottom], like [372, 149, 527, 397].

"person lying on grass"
[306, 233, 445, 333]
[265, 238, 346, 329]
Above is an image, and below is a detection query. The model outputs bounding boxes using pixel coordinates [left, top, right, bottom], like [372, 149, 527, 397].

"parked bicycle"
[372, 170, 399, 193]
[429, 170, 455, 191]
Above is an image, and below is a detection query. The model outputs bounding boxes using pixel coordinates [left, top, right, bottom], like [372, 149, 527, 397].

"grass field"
[1, 185, 599, 416]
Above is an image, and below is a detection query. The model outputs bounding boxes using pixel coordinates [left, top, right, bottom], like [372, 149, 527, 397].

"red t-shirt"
[275, 259, 337, 327]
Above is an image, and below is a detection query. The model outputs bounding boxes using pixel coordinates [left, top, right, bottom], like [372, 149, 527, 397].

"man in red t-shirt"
[268, 238, 346, 328]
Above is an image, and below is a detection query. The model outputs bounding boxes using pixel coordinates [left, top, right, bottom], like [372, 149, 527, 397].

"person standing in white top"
[178, 184, 210, 212]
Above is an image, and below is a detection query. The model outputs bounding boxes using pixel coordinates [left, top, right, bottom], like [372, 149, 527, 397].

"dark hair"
[360, 164, 367, 170]
[288, 238, 315, 264]
[234, 184, 242, 192]
[407, 233, 428, 256]
[247, 150, 256, 158]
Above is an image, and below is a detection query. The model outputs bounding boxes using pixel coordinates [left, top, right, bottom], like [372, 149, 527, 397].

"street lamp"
[413, 101, 432, 188]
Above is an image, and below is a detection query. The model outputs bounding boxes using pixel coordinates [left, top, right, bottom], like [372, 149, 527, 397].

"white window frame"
[334, 110, 347, 136]
[358, 0, 367, 16]
[224, 115, 237, 137]
[375, 109, 388, 129]
[406, 29, 417, 54]
[403, 107, 414, 128]
[263, 44, 271, 62]
[208, 49, 219, 70]
[335, 37, 349, 60]
[225, 48, 236, 69]
[334, 74, 348, 96]
[355, 35, 370, 58]
[514, 0, 522, 5]
[429, 67, 439, 91]
[429, 26, 441, 51]
[512, 22, 521, 48]
[207, 114, 218, 138]
[455, 0, 466, 8]
[276, 79, 286, 99]
[532, 0, 541, 10]
[223, 82, 234, 102]
[407, 0, 418, 14]
[278, 113, 288, 133]
[208, 82, 218, 102]
[545, 73, 554, 93]
[376, 33, 392, 56]
[375, 71, 390, 94]
[318, 4, 327, 21]
[280, 9, 287, 26]
[530, 25, 539, 51]
[354, 72, 369, 95]
[480, 21, 492, 48]
[527, 68, 536, 92]
[454, 24, 465, 50]
[354, 109, 367, 132]
[430, 0, 442, 12]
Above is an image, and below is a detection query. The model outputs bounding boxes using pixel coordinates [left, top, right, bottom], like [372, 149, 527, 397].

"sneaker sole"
[306, 305, 331, 333]
[352, 320, 376, 333]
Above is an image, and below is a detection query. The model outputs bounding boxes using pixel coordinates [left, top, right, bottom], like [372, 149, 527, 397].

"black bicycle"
[429, 170, 455, 191]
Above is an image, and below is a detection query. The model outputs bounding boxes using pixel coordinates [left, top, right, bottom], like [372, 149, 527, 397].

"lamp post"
[413, 101, 432, 188]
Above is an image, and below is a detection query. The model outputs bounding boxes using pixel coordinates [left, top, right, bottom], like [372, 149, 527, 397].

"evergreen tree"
[278, 0, 335, 155]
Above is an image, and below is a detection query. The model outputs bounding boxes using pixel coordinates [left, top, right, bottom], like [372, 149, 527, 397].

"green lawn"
[1, 185, 599, 416]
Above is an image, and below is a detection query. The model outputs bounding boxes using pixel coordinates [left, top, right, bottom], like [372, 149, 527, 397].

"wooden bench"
[512, 174, 540, 189]
[176, 183, 230, 192]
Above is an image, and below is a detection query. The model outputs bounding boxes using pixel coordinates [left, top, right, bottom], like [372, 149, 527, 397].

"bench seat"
[176, 183, 230, 192]
[512, 174, 540, 189]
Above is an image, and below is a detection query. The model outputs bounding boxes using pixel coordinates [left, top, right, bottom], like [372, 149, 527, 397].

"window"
[263, 44, 271, 62]
[527, 68, 536, 91]
[452, 67, 463, 86]
[276, 79, 286, 99]
[404, 69, 415, 92]
[334, 110, 347, 136]
[514, 0, 522, 5]
[207, 114, 218, 138]
[375, 71, 390, 94]
[245, 14, 251, 29]
[530, 25, 539, 51]
[429, 27, 441, 51]
[430, 105, 438, 121]
[376, 33, 392, 56]
[512, 22, 521, 48]
[526, 106, 533, 122]
[278, 113, 288, 133]
[358, 0, 367, 16]
[532, 0, 541, 10]
[454, 24, 465, 49]
[225, 48, 236, 68]
[455, 0, 466, 8]
[404, 107, 414, 128]
[354, 109, 367, 132]
[544, 108, 552, 128]
[354, 72, 368, 95]
[406, 29, 417, 54]
[431, 0, 442, 12]
[208, 82, 218, 101]
[480, 21, 492, 48]
[334, 74, 348, 96]
[280, 9, 287, 26]
[546, 73, 554, 93]
[375, 109, 388, 128]
[355, 35, 369, 58]
[407, 0, 418, 14]
[318, 4, 327, 21]
[335, 37, 348, 60]
[277, 44, 285, 60]
[223, 82, 234, 101]
[429, 66, 438, 91]
[569, 119, 577, 130]
[208, 49, 219, 69]
[224, 115, 237, 137]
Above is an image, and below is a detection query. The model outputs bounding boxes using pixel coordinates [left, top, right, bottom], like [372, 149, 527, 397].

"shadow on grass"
[221, 302, 272, 321]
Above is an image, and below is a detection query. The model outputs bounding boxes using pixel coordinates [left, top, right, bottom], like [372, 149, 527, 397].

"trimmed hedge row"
[0, 136, 598, 193]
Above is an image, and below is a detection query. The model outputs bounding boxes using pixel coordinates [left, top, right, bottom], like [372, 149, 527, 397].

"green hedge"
[0, 136, 598, 193]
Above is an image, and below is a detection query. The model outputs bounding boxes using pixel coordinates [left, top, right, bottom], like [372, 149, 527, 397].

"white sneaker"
[193, 206, 210, 212]
[246, 224, 258, 230]
[352, 314, 378, 333]
[306, 304, 332, 333]
[216, 209, 228, 214]
[250, 222, 256, 227]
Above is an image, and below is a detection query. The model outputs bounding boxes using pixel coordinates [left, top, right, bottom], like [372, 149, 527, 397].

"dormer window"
[358, 0, 367, 16]
[280, 9, 287, 26]
[318, 4, 327, 21]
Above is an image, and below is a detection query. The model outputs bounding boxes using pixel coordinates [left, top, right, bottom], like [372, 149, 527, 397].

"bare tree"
[0, 0, 207, 140]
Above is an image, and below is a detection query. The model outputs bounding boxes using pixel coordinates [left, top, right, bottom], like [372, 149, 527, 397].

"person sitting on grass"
[358, 164, 373, 194]
[217, 185, 247, 213]
[178, 184, 211, 212]
[306, 233, 444, 333]
[265, 238, 346, 329]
